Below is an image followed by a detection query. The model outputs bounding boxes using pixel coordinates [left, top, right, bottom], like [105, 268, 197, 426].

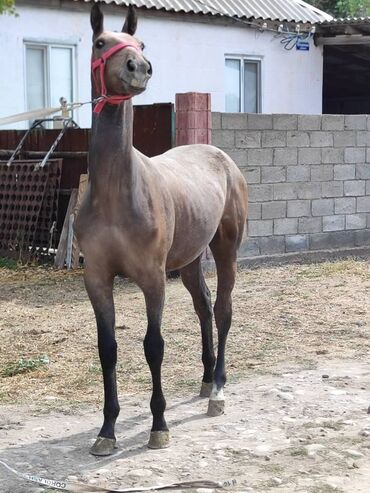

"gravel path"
[1, 358, 370, 493]
[1, 259, 370, 492]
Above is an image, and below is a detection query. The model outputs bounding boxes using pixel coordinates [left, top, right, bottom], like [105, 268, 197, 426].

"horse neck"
[89, 101, 137, 197]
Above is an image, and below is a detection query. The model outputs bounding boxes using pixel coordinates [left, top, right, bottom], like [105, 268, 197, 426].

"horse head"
[90, 3, 152, 103]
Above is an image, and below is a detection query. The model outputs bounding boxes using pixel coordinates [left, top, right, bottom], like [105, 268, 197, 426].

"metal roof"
[316, 16, 370, 36]
[319, 16, 370, 26]
[78, 0, 333, 24]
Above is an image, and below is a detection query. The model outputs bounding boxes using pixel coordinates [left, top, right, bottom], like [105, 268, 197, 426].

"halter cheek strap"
[91, 42, 140, 114]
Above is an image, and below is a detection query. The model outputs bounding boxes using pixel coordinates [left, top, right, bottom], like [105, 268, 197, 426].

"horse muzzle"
[120, 63, 152, 93]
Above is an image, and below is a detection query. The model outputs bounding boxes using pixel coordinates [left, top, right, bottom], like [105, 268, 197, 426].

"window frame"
[225, 54, 262, 113]
[24, 40, 77, 114]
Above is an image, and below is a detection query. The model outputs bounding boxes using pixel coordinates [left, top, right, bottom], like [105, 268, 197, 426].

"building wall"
[0, 3, 324, 129]
[212, 113, 370, 257]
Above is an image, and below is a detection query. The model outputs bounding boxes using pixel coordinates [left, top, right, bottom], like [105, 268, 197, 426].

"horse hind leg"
[180, 256, 215, 398]
[207, 226, 238, 417]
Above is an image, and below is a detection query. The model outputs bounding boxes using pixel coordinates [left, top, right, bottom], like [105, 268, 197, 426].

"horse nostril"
[127, 59, 136, 72]
[147, 62, 153, 76]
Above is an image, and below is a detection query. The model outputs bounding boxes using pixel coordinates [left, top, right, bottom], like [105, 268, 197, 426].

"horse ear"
[122, 5, 137, 35]
[91, 3, 104, 39]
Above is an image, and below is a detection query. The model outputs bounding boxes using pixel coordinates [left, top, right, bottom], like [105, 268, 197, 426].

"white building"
[0, 0, 332, 128]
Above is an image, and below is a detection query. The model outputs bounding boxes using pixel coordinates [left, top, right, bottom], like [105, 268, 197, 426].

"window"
[225, 57, 261, 113]
[25, 43, 75, 112]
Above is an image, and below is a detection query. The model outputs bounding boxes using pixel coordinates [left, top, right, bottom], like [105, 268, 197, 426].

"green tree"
[311, 0, 370, 16]
[0, 0, 15, 14]
[335, 0, 370, 16]
[311, 0, 337, 14]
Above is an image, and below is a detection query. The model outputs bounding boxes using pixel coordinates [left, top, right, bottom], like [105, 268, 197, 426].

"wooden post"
[54, 189, 78, 268]
[54, 174, 88, 269]
[71, 174, 88, 268]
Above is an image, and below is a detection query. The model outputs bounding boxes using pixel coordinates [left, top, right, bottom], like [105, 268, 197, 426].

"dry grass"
[0, 258, 369, 409]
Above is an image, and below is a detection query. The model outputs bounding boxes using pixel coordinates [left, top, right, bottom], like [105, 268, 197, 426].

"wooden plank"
[54, 189, 78, 268]
[66, 214, 75, 269]
[71, 174, 88, 268]
[0, 150, 88, 158]
[75, 174, 88, 210]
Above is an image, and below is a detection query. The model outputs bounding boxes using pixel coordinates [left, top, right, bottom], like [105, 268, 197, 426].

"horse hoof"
[90, 436, 117, 456]
[200, 382, 213, 398]
[147, 430, 170, 449]
[207, 399, 225, 417]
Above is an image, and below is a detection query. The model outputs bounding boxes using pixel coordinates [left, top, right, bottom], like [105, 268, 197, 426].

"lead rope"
[0, 98, 106, 127]
[0, 459, 237, 493]
[0, 42, 140, 125]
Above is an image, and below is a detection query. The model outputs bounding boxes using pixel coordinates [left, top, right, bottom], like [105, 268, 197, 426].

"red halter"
[91, 42, 141, 114]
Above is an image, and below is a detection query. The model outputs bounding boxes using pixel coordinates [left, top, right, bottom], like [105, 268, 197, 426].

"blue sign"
[296, 38, 310, 51]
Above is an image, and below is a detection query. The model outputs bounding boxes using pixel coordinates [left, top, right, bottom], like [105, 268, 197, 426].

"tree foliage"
[311, 0, 370, 17]
[0, 0, 15, 14]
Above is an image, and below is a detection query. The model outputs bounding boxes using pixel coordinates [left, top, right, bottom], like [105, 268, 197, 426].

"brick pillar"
[176, 93, 212, 261]
[175, 92, 211, 146]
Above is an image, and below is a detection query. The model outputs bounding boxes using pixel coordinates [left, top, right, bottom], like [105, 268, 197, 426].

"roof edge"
[69, 0, 334, 24]
[295, 0, 333, 22]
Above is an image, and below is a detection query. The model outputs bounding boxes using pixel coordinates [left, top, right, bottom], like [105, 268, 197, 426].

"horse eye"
[140, 43, 145, 50]
[95, 39, 105, 49]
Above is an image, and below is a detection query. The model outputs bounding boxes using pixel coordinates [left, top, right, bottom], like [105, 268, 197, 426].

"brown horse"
[75, 4, 248, 456]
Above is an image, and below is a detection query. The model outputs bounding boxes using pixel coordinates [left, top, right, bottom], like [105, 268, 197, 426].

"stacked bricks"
[176, 93, 211, 146]
[176, 93, 212, 260]
[212, 113, 370, 257]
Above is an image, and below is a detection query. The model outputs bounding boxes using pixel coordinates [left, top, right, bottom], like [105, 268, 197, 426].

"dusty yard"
[0, 258, 370, 492]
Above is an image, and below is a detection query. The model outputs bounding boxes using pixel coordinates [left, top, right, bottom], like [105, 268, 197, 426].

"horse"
[75, 3, 248, 456]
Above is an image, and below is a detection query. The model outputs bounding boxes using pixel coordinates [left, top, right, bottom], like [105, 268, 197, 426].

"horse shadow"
[0, 394, 211, 490]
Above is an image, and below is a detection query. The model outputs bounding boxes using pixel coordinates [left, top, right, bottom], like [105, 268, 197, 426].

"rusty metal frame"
[6, 117, 78, 169]
[0, 159, 62, 258]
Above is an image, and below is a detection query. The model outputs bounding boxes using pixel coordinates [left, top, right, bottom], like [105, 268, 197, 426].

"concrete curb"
[202, 246, 370, 271]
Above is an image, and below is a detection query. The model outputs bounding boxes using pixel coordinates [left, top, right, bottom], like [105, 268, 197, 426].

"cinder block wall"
[212, 113, 370, 257]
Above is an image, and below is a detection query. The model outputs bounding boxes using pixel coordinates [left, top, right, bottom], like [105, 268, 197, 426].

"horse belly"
[165, 209, 222, 271]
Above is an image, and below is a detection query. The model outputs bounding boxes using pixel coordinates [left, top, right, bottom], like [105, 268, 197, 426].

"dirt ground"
[0, 258, 370, 492]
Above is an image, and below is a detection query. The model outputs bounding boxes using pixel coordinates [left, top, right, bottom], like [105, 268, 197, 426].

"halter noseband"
[91, 42, 141, 114]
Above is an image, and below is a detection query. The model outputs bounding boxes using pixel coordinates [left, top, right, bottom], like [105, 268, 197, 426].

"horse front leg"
[142, 274, 170, 449]
[85, 269, 119, 456]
